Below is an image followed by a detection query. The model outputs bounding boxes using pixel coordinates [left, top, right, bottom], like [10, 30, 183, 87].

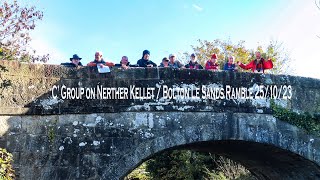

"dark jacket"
[61, 62, 83, 68]
[137, 59, 157, 67]
[185, 61, 203, 69]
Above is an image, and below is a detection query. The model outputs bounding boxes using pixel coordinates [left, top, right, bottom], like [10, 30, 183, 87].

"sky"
[28, 0, 320, 79]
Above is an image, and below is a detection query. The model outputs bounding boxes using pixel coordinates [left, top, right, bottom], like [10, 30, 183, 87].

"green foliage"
[0, 148, 15, 180]
[127, 150, 255, 180]
[125, 163, 150, 180]
[190, 39, 252, 68]
[264, 42, 294, 75]
[146, 150, 203, 180]
[183, 39, 293, 74]
[48, 127, 55, 144]
[271, 101, 320, 136]
[47, 119, 58, 144]
[235, 174, 258, 180]
[212, 155, 253, 180]
[146, 150, 213, 179]
[204, 170, 227, 180]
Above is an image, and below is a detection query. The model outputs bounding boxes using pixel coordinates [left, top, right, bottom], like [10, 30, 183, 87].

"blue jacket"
[223, 63, 237, 71]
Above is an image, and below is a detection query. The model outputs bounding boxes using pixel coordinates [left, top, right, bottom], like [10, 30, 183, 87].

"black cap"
[162, 57, 169, 61]
[142, 50, 150, 57]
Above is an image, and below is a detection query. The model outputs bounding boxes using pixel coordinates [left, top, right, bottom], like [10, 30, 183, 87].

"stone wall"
[0, 61, 320, 115]
[1, 112, 320, 179]
[1, 61, 320, 179]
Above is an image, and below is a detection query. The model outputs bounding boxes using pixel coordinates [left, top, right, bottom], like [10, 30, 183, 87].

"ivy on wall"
[271, 101, 320, 136]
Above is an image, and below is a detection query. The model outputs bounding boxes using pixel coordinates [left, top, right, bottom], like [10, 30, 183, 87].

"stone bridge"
[0, 61, 320, 179]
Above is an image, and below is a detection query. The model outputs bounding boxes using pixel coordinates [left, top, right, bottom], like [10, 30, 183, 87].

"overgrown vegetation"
[271, 101, 320, 136]
[0, 148, 15, 180]
[125, 163, 150, 180]
[126, 150, 256, 180]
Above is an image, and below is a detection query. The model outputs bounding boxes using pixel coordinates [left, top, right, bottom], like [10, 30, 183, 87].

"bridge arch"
[114, 112, 320, 180]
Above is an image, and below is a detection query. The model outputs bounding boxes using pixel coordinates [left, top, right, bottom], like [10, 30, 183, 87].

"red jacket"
[239, 58, 273, 73]
[87, 59, 115, 67]
[205, 61, 219, 70]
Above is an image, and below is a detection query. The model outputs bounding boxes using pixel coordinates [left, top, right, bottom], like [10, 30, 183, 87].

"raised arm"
[263, 59, 273, 69]
[87, 61, 97, 67]
[238, 60, 254, 70]
[105, 62, 115, 67]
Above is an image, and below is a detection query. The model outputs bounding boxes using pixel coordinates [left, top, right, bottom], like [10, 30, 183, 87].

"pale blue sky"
[30, 0, 320, 79]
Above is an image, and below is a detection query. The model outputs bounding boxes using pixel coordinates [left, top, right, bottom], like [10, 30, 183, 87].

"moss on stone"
[271, 100, 320, 136]
[48, 127, 55, 144]
[47, 119, 58, 144]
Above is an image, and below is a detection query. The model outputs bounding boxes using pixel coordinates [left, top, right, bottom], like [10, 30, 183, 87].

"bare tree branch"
[316, 0, 320, 10]
[0, 0, 47, 62]
[316, 0, 320, 38]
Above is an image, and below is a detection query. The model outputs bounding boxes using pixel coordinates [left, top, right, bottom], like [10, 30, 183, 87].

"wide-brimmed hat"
[70, 54, 82, 61]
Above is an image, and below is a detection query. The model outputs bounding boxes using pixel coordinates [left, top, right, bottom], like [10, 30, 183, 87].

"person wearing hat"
[237, 51, 273, 73]
[205, 53, 220, 71]
[137, 50, 157, 67]
[185, 53, 203, 69]
[87, 51, 115, 68]
[168, 53, 184, 68]
[159, 57, 171, 67]
[224, 55, 237, 72]
[61, 54, 83, 68]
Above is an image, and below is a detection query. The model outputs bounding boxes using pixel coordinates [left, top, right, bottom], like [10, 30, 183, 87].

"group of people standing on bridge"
[61, 50, 273, 73]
